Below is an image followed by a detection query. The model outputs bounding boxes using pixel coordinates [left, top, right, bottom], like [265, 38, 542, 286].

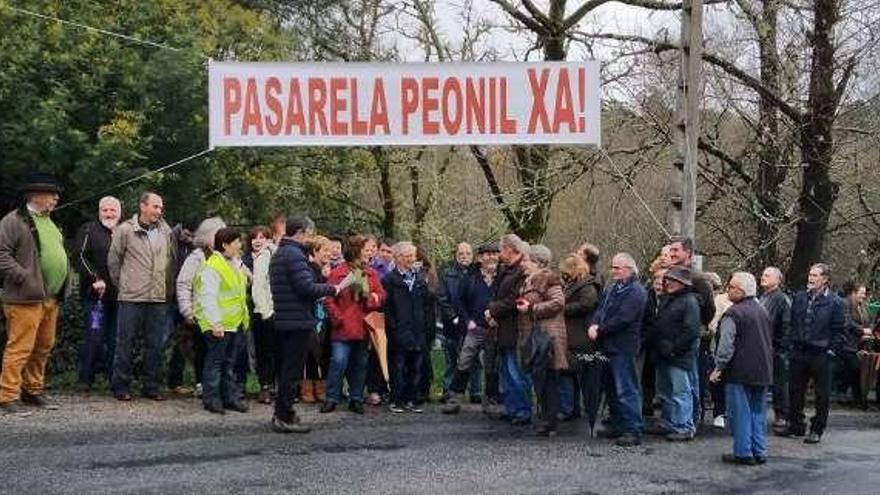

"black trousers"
[788, 348, 832, 435]
[253, 316, 276, 388]
[274, 331, 311, 422]
[838, 351, 865, 407]
[772, 352, 789, 417]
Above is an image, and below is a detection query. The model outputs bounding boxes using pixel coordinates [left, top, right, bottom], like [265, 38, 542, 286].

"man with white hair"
[439, 242, 480, 403]
[710, 272, 773, 465]
[383, 241, 434, 413]
[759, 266, 791, 428]
[73, 196, 122, 391]
[588, 252, 647, 446]
[486, 234, 532, 424]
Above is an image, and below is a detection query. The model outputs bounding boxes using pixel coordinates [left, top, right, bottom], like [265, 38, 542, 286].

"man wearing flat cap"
[442, 243, 500, 414]
[0, 173, 68, 415]
[648, 265, 701, 441]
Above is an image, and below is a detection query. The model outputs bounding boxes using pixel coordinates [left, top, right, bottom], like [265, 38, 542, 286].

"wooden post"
[670, 0, 703, 241]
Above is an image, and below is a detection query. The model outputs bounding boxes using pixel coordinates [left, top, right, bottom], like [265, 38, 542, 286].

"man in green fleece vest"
[0, 173, 68, 415]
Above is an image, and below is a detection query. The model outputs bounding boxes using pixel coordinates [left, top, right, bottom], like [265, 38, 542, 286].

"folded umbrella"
[364, 311, 390, 382]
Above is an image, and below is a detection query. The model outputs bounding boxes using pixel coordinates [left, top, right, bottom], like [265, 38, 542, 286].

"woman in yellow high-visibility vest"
[194, 227, 250, 414]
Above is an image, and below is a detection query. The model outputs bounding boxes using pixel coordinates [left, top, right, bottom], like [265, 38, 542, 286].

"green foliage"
[0, 0, 298, 229]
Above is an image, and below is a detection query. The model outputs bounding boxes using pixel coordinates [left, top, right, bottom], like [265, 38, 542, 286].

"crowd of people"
[2, 172, 880, 466]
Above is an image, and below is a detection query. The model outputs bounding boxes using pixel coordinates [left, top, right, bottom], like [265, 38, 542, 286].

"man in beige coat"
[108, 192, 176, 401]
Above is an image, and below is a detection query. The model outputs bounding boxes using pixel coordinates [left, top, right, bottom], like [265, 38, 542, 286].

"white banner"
[209, 61, 601, 147]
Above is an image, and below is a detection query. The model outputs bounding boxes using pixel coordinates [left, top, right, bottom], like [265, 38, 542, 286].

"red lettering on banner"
[442, 78, 463, 134]
[351, 78, 369, 135]
[285, 79, 306, 135]
[553, 68, 576, 133]
[308, 79, 328, 135]
[500, 78, 517, 134]
[401, 78, 419, 135]
[465, 78, 485, 134]
[242, 78, 263, 135]
[527, 69, 551, 133]
[264, 77, 283, 135]
[223, 78, 241, 136]
[488, 77, 497, 134]
[422, 77, 440, 135]
[578, 68, 586, 132]
[370, 79, 390, 135]
[329, 77, 348, 135]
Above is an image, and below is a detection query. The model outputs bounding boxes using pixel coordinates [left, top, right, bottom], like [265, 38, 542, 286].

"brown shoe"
[300, 379, 316, 404]
[314, 380, 327, 403]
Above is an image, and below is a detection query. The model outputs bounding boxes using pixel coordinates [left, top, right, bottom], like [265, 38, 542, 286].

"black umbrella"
[578, 351, 608, 439]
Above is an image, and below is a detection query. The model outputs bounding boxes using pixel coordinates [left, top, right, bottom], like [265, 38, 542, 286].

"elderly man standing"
[442, 243, 500, 415]
[108, 192, 177, 402]
[666, 237, 715, 429]
[73, 196, 122, 391]
[710, 272, 773, 465]
[439, 242, 481, 403]
[588, 252, 648, 446]
[384, 241, 435, 414]
[759, 267, 791, 428]
[650, 265, 701, 442]
[776, 263, 845, 444]
[487, 234, 531, 424]
[0, 173, 68, 415]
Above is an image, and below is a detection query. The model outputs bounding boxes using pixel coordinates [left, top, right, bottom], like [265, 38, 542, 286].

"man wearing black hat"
[648, 265, 701, 441]
[442, 243, 500, 414]
[0, 173, 68, 415]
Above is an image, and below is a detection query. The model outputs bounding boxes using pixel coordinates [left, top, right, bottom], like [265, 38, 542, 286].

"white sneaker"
[713, 415, 725, 429]
[194, 383, 203, 398]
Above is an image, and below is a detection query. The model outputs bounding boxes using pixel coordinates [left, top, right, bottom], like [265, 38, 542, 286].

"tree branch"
[576, 32, 804, 123]
[469, 145, 518, 228]
[487, 0, 549, 34]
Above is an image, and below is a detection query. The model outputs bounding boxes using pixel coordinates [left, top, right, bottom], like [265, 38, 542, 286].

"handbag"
[522, 317, 552, 373]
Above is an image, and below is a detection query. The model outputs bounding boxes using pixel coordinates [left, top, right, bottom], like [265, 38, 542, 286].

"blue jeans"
[604, 354, 643, 434]
[559, 373, 577, 418]
[391, 350, 424, 405]
[326, 340, 369, 404]
[77, 297, 117, 385]
[499, 349, 531, 421]
[725, 383, 769, 458]
[442, 334, 481, 396]
[111, 302, 167, 396]
[656, 363, 695, 434]
[689, 356, 703, 426]
[202, 331, 242, 407]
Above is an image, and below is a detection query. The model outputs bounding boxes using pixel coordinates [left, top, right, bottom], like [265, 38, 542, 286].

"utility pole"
[669, 0, 703, 243]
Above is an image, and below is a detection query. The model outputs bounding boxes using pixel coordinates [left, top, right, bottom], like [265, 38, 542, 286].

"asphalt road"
[2, 395, 880, 494]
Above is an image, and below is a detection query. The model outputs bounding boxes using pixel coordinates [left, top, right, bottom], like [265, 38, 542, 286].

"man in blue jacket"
[775, 263, 845, 444]
[588, 252, 647, 446]
[439, 242, 481, 403]
[269, 216, 338, 434]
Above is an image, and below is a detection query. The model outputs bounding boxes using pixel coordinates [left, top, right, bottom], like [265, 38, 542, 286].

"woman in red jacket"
[320, 235, 386, 414]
